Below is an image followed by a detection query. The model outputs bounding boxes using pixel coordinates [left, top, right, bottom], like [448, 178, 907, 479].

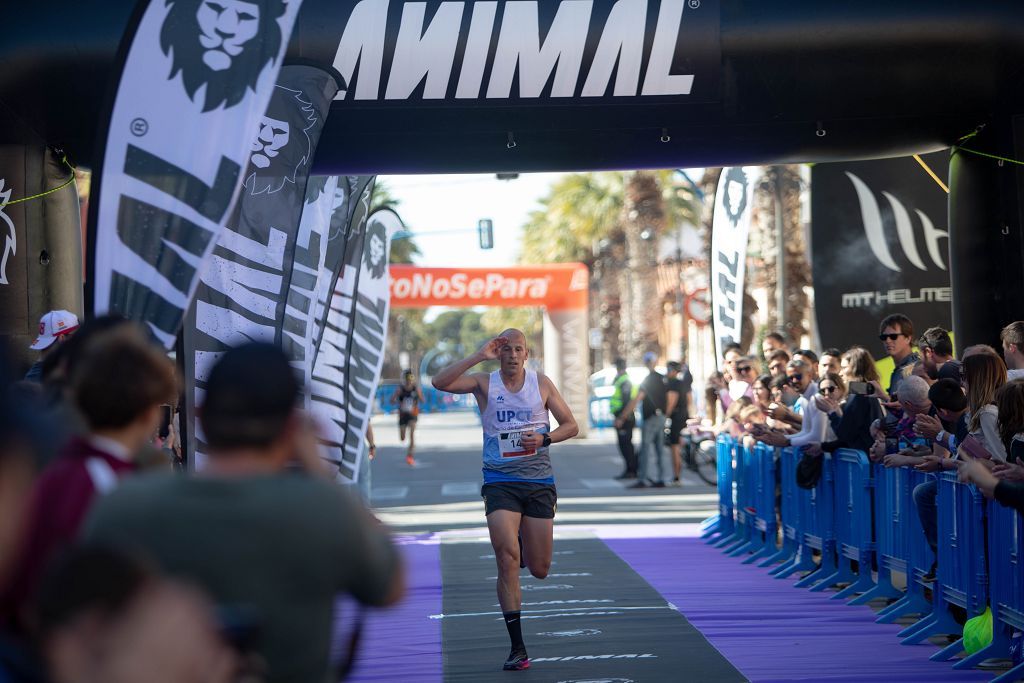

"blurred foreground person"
[0, 326, 176, 632]
[36, 546, 237, 683]
[24, 311, 79, 383]
[85, 343, 403, 683]
[0, 347, 51, 682]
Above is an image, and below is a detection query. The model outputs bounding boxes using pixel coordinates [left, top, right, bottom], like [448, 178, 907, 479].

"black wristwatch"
[541, 434, 552, 448]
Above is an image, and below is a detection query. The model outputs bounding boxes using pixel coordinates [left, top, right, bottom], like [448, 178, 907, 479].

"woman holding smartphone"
[805, 347, 884, 458]
[962, 352, 1009, 462]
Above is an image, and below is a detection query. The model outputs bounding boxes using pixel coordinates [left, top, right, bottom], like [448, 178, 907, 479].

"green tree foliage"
[371, 180, 420, 264]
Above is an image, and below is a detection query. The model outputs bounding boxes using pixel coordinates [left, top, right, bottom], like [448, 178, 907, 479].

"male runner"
[432, 329, 578, 671]
[391, 370, 425, 465]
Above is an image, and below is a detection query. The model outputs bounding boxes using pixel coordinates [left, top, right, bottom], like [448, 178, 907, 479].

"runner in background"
[391, 370, 425, 466]
[431, 329, 578, 672]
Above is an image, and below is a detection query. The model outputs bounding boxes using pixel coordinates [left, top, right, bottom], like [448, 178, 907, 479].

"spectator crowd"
[675, 314, 1024, 590]
[0, 313, 404, 683]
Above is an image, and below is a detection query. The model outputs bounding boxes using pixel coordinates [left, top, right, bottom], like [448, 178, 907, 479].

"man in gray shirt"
[85, 343, 403, 683]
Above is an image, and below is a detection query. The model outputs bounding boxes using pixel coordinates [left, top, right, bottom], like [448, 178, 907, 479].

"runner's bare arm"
[539, 374, 579, 444]
[431, 336, 506, 395]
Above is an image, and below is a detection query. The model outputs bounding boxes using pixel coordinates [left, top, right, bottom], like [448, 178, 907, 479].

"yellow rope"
[5, 155, 77, 206]
[912, 154, 949, 194]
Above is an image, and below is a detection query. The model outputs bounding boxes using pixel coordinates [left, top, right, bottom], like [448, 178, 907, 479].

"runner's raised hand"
[479, 336, 508, 361]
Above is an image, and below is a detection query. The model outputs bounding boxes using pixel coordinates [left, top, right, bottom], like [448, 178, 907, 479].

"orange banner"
[389, 264, 588, 310]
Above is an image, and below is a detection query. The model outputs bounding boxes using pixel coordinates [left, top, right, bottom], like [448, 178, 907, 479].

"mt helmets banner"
[711, 166, 760, 363]
[811, 151, 951, 352]
[90, 0, 304, 347]
[310, 207, 401, 483]
[185, 65, 339, 467]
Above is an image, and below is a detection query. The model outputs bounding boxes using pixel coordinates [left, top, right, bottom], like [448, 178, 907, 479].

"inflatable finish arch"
[4, 0, 1024, 348]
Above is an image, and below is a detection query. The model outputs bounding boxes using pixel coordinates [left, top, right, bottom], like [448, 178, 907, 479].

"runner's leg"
[487, 509, 530, 669]
[487, 509, 524, 612]
[519, 516, 553, 579]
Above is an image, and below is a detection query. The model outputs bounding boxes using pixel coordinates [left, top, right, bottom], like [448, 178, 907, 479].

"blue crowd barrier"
[816, 448, 876, 599]
[872, 466, 935, 624]
[725, 443, 756, 556]
[904, 471, 988, 654]
[745, 442, 780, 566]
[773, 449, 837, 588]
[705, 434, 1024, 678]
[720, 440, 754, 553]
[954, 499, 1024, 676]
[373, 383, 475, 415]
[768, 446, 801, 575]
[705, 436, 736, 545]
[725, 442, 778, 564]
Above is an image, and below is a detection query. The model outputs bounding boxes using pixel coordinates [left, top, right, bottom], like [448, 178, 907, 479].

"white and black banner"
[311, 176, 375, 360]
[90, 0, 304, 347]
[811, 152, 952, 351]
[311, 207, 401, 483]
[185, 65, 339, 466]
[328, 0, 721, 104]
[285, 175, 339, 404]
[711, 166, 760, 363]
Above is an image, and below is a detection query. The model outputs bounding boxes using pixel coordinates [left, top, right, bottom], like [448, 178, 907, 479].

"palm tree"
[521, 171, 701, 366]
[621, 171, 667, 362]
[755, 166, 808, 344]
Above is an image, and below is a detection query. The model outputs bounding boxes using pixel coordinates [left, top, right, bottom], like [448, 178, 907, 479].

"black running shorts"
[398, 411, 417, 427]
[482, 482, 557, 519]
[666, 417, 685, 445]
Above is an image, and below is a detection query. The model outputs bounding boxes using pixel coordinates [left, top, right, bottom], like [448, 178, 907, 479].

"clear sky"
[378, 172, 567, 268]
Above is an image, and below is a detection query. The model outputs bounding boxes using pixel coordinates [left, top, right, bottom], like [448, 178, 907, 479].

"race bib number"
[400, 396, 415, 412]
[499, 430, 536, 458]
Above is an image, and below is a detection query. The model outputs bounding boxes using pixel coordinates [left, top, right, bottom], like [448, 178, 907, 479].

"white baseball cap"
[30, 310, 80, 350]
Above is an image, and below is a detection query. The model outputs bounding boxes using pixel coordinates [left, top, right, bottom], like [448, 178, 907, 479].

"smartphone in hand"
[959, 434, 992, 460]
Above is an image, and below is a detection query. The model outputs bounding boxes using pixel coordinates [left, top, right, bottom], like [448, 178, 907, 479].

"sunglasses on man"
[787, 374, 802, 384]
[878, 333, 904, 341]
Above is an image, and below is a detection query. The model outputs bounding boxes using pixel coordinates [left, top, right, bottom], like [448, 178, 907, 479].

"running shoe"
[503, 650, 530, 671]
[406, 454, 415, 466]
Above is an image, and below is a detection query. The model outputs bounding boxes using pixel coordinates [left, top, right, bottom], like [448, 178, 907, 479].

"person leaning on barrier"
[959, 455, 1024, 514]
[84, 343, 404, 683]
[912, 378, 969, 458]
[804, 347, 885, 459]
[868, 375, 936, 467]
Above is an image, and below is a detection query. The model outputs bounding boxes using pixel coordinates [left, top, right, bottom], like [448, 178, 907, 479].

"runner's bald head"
[499, 329, 527, 345]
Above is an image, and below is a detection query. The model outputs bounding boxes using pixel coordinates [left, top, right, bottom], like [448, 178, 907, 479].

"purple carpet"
[604, 536, 993, 682]
[345, 542, 443, 682]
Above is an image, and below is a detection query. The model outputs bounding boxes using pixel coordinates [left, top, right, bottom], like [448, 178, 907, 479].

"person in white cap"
[24, 310, 79, 382]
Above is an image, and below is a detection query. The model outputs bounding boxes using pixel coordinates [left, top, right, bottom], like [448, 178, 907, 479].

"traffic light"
[478, 219, 494, 249]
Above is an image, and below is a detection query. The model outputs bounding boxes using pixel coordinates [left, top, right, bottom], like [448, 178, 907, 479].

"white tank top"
[481, 370, 553, 484]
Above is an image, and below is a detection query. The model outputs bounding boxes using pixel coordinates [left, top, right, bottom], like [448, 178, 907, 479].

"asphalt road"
[366, 411, 718, 535]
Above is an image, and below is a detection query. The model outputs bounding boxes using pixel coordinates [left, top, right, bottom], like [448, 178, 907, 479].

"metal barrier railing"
[814, 448, 876, 599]
[706, 434, 1024, 678]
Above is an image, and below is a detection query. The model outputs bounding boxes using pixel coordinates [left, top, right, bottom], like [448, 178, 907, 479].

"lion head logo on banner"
[244, 85, 316, 195]
[304, 176, 329, 205]
[363, 218, 388, 280]
[721, 166, 750, 227]
[160, 0, 287, 112]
